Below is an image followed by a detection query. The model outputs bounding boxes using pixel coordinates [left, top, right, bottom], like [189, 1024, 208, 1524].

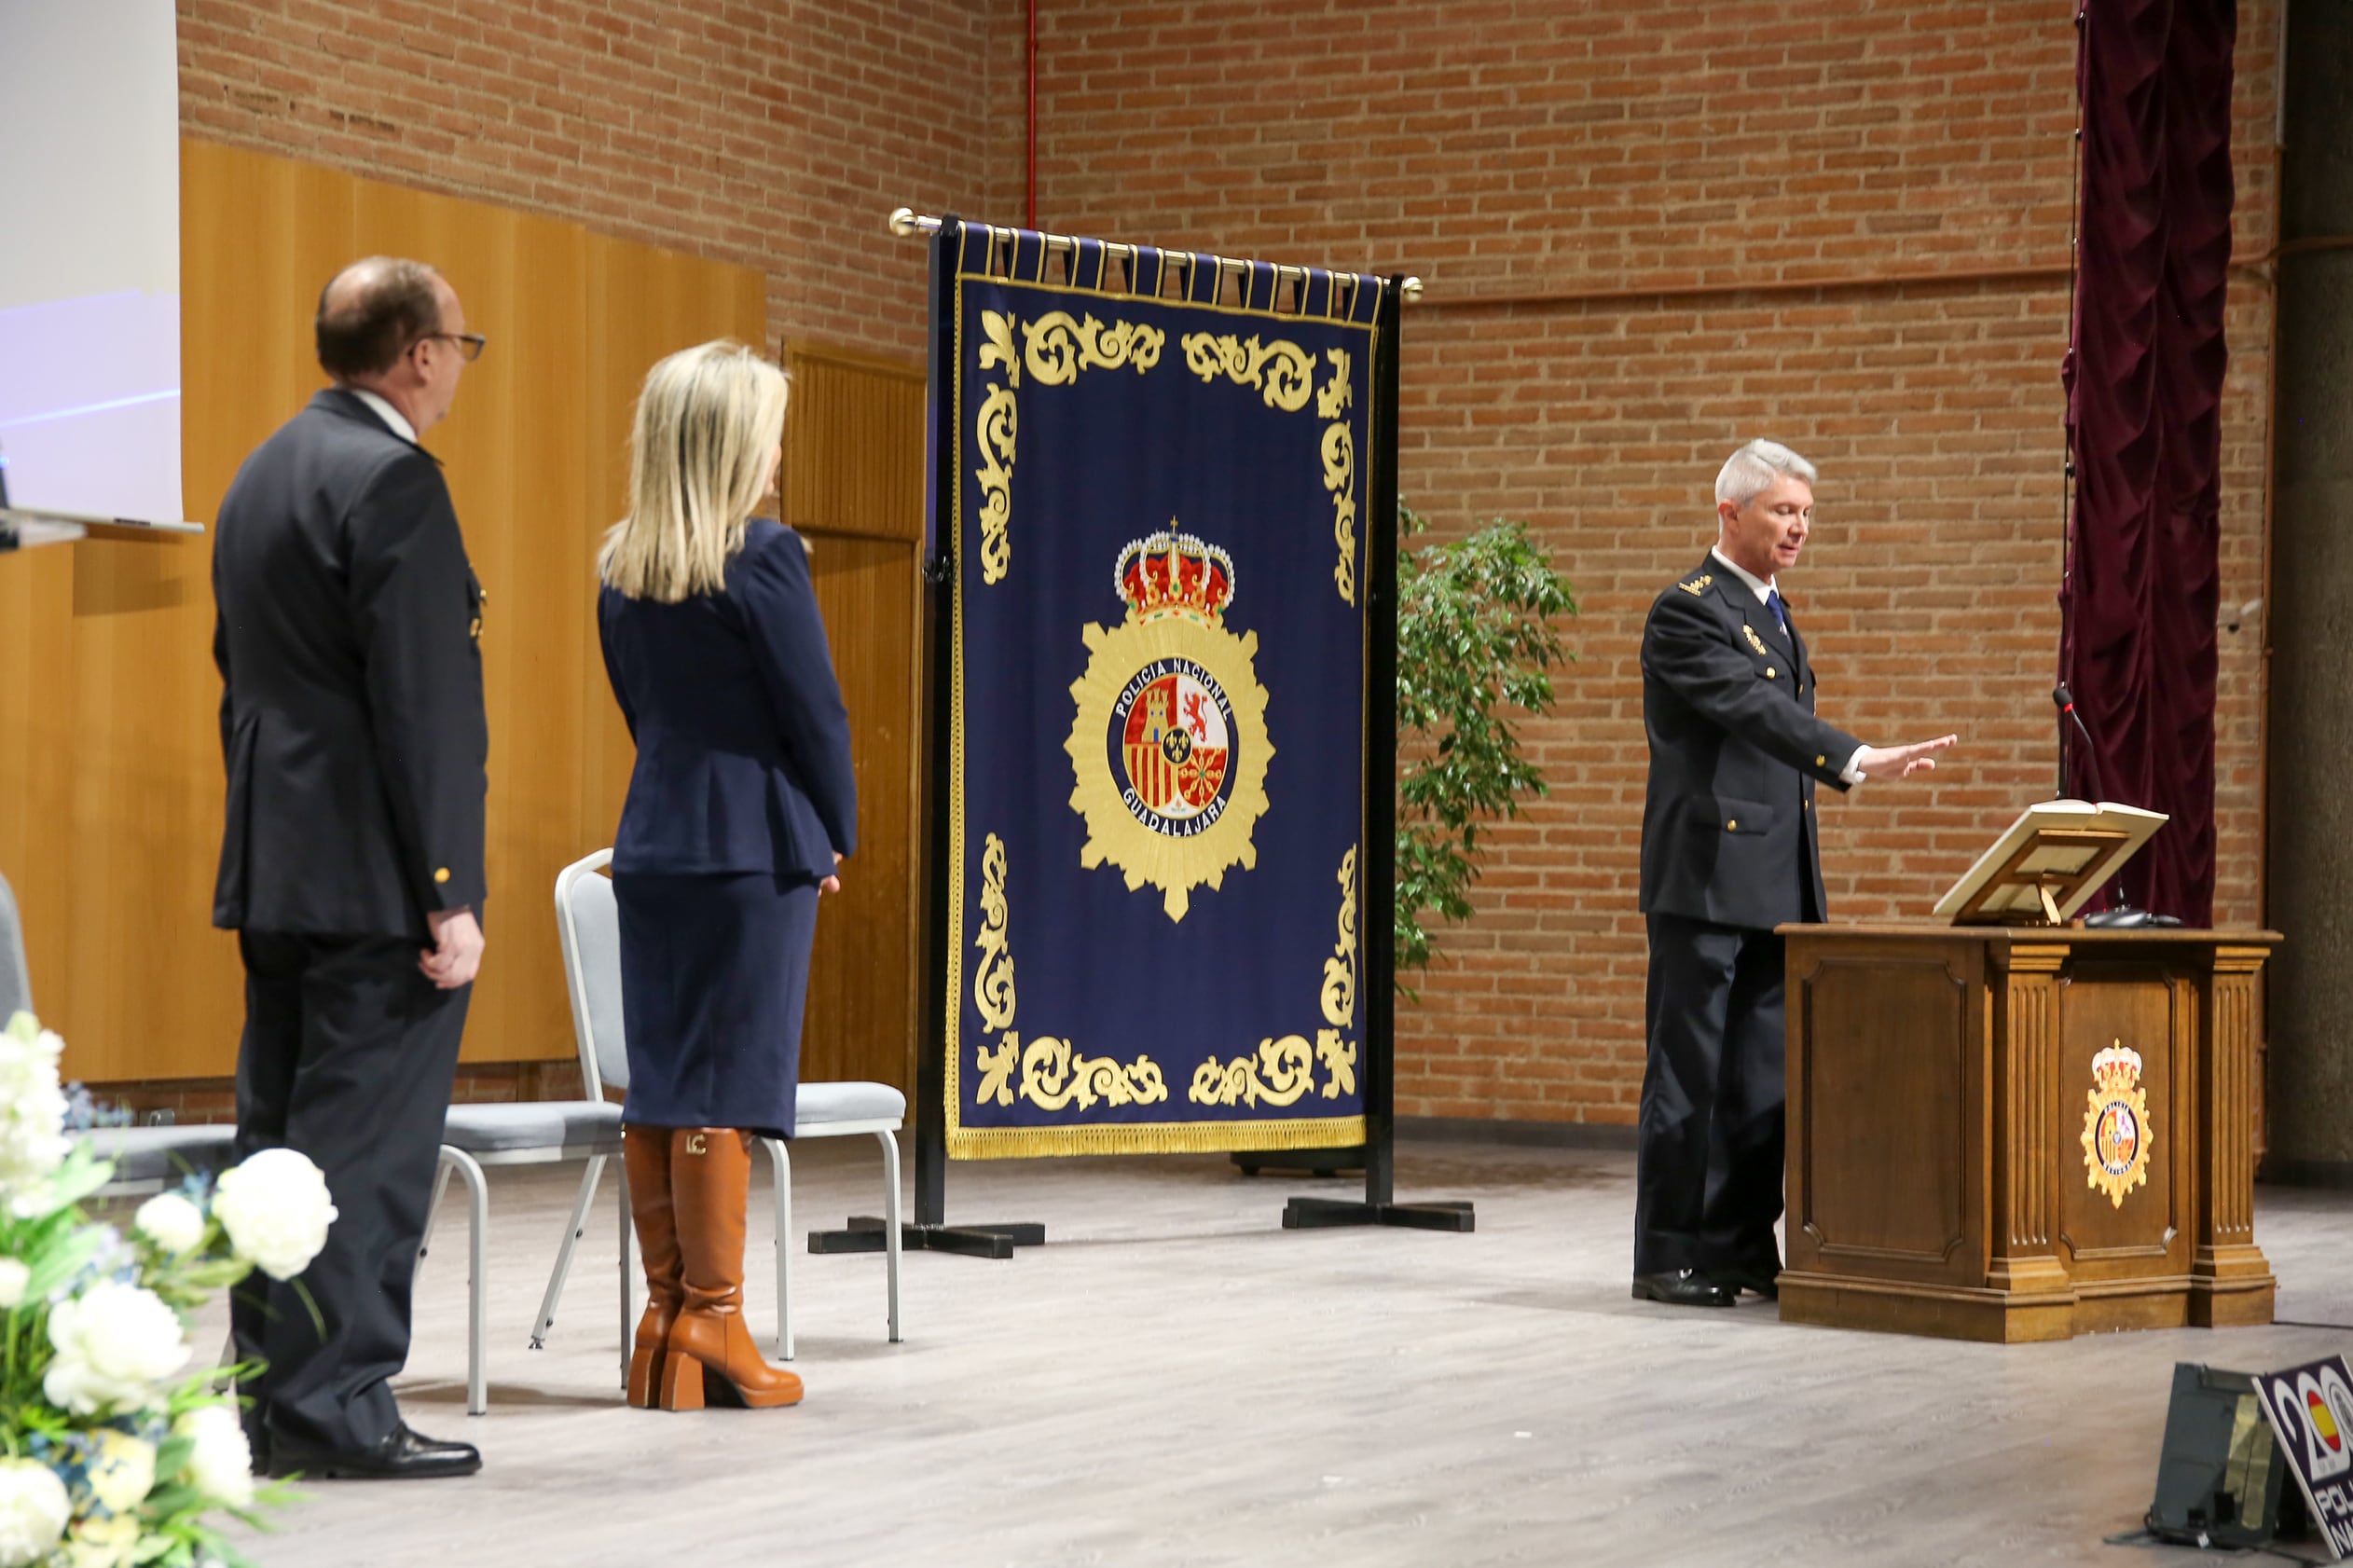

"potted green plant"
[1395, 502, 1576, 997]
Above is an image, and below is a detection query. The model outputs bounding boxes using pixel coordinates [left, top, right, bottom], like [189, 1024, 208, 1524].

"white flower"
[132, 1192, 205, 1256]
[0, 1012, 70, 1209]
[172, 1403, 254, 1508]
[0, 1258, 26, 1309]
[41, 1280, 190, 1415]
[0, 1458, 69, 1568]
[58, 1513, 139, 1568]
[212, 1148, 337, 1282]
[82, 1430, 155, 1515]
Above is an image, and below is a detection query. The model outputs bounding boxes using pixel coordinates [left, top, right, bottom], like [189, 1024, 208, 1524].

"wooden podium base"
[1780, 1271, 2277, 1343]
[1779, 924, 2278, 1344]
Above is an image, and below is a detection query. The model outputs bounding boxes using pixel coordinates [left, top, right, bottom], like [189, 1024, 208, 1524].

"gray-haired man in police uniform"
[1632, 439, 1957, 1309]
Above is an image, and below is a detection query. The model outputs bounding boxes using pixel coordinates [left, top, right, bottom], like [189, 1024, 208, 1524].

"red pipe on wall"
[1025, 0, 1038, 229]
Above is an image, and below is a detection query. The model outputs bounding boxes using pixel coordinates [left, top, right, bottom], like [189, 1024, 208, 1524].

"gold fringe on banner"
[947, 1115, 1369, 1162]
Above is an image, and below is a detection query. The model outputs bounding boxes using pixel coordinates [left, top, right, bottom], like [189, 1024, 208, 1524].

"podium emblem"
[2080, 1041, 2153, 1208]
[1066, 528, 1273, 922]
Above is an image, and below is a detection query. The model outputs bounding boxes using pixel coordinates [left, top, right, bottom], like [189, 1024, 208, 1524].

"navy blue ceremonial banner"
[939, 220, 1381, 1158]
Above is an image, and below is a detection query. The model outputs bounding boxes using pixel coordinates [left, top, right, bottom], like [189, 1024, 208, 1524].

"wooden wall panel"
[801, 534, 920, 1092]
[783, 345, 927, 544]
[0, 141, 764, 1080]
[785, 344, 926, 1096]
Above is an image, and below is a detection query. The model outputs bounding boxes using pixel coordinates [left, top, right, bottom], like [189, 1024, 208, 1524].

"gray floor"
[201, 1139, 2353, 1567]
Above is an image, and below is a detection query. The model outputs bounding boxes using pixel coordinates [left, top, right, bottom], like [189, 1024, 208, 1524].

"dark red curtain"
[2060, 0, 2236, 925]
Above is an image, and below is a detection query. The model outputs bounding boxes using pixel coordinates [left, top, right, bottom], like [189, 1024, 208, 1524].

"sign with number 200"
[2256, 1356, 2353, 1557]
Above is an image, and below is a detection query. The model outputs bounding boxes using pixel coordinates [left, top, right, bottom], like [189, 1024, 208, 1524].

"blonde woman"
[597, 341, 856, 1411]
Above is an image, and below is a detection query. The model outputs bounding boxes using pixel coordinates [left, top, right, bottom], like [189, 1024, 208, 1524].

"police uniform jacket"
[1638, 556, 1864, 931]
[211, 389, 488, 938]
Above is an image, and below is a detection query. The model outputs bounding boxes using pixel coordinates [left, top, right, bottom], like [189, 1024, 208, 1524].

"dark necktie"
[1766, 587, 1790, 640]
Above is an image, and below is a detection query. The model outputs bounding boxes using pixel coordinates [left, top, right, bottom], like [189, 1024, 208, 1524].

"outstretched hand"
[1856, 735, 1959, 780]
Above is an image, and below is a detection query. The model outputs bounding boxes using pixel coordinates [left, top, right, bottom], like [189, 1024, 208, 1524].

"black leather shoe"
[268, 1422, 481, 1480]
[1631, 1269, 1736, 1308]
[1717, 1268, 1781, 1300]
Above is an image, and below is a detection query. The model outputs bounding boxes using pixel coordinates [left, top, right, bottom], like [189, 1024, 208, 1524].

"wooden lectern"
[1778, 803, 2278, 1342]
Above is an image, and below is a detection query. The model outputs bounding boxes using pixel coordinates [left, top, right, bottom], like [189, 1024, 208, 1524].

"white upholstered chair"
[544, 848, 902, 1362]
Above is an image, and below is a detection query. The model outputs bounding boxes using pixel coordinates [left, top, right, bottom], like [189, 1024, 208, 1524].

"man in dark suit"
[1633, 439, 1956, 1309]
[213, 256, 489, 1476]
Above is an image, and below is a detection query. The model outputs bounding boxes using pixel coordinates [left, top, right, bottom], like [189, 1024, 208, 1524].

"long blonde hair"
[599, 341, 788, 602]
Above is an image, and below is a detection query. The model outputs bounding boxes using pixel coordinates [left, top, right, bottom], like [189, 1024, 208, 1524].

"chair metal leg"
[616, 1160, 634, 1392]
[530, 1156, 604, 1350]
[877, 1130, 902, 1344]
[761, 1135, 793, 1361]
[438, 1147, 490, 1417]
[419, 1154, 456, 1266]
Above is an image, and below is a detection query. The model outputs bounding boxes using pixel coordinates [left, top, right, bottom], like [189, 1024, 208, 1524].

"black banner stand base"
[1282, 1196, 1475, 1232]
[808, 1216, 1045, 1259]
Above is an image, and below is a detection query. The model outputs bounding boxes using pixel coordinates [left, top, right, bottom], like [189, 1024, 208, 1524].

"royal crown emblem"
[2080, 1041, 2153, 1209]
[1066, 527, 1273, 921]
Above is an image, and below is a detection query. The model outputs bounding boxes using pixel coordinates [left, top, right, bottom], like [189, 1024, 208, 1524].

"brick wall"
[1025, 0, 2281, 1124]
[177, 0, 1018, 358]
[165, 1, 2282, 1128]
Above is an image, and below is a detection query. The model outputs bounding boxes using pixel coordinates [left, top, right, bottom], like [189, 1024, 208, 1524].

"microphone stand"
[2050, 682, 2178, 928]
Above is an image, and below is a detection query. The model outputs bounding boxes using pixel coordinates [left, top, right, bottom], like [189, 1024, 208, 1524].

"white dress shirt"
[1710, 546, 1868, 784]
[348, 387, 417, 446]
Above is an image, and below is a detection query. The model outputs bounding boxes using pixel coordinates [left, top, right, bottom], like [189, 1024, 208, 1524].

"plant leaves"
[1393, 502, 1575, 996]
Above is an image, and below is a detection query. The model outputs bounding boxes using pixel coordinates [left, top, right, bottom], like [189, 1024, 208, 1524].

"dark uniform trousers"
[230, 933, 469, 1451]
[1632, 914, 1789, 1276]
[211, 390, 489, 1453]
[1632, 555, 1862, 1280]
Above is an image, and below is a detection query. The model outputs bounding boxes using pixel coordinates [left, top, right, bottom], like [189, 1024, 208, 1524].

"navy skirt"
[612, 870, 819, 1136]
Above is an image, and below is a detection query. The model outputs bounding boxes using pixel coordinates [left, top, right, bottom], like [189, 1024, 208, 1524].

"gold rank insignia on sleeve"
[1677, 573, 1713, 596]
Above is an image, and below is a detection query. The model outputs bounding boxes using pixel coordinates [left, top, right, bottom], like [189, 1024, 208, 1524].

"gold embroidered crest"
[1065, 528, 1273, 922]
[2080, 1041, 2153, 1208]
[1677, 573, 1713, 596]
[1742, 624, 1770, 656]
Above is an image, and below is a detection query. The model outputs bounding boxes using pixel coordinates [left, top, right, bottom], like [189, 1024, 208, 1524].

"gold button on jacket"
[433, 867, 451, 885]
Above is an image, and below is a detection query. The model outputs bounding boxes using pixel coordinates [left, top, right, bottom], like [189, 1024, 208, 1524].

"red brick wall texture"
[175, 0, 2282, 1128]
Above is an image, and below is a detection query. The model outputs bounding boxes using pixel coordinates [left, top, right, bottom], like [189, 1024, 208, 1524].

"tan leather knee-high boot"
[622, 1124, 684, 1409]
[660, 1128, 804, 1410]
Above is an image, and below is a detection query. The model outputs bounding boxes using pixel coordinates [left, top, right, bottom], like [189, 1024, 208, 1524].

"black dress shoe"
[1631, 1269, 1736, 1308]
[268, 1422, 481, 1480]
[1717, 1267, 1781, 1300]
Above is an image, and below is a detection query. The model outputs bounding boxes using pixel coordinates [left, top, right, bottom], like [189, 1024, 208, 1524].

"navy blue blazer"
[598, 518, 857, 881]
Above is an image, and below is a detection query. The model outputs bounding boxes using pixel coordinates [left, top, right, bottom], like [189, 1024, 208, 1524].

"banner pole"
[1279, 277, 1473, 1235]
[1359, 272, 1404, 1212]
[914, 216, 956, 1231]
[810, 215, 1041, 1261]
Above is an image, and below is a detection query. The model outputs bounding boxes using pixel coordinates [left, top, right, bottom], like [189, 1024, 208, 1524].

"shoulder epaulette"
[1677, 573, 1713, 596]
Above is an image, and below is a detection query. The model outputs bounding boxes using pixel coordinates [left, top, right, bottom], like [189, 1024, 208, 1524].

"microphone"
[2052, 682, 2101, 798]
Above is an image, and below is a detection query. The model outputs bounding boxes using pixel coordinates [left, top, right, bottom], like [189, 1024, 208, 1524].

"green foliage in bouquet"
[1394, 503, 1576, 998]
[0, 1011, 337, 1568]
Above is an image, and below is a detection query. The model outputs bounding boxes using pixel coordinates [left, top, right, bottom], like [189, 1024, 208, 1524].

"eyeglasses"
[415, 332, 488, 363]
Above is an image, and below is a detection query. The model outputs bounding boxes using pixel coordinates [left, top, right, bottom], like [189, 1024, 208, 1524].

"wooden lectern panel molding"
[1793, 951, 1974, 1275]
[2056, 970, 2185, 1273]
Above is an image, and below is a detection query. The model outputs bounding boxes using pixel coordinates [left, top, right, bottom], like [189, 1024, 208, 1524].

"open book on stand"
[1933, 800, 2168, 927]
